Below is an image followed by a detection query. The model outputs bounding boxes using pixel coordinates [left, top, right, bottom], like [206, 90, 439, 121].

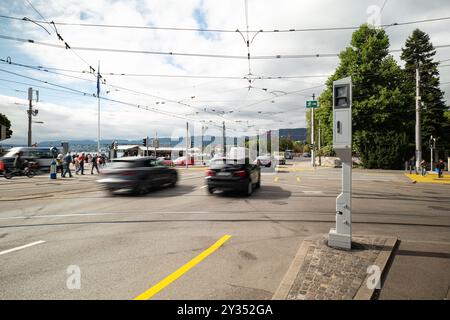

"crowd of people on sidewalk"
[55, 152, 106, 178]
[408, 157, 447, 178]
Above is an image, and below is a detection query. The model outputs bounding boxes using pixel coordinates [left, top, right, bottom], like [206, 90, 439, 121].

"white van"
[2, 147, 60, 170]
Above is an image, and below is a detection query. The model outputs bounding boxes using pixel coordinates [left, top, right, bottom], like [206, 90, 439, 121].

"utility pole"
[27, 87, 39, 147]
[201, 125, 207, 165]
[154, 131, 157, 157]
[28, 88, 33, 147]
[311, 93, 315, 167]
[430, 136, 436, 172]
[415, 66, 422, 171]
[222, 121, 226, 156]
[186, 122, 189, 168]
[318, 119, 321, 167]
[97, 61, 101, 154]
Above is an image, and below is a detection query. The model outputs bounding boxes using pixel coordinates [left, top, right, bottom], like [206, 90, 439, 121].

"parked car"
[205, 157, 261, 196]
[285, 150, 294, 160]
[273, 151, 286, 165]
[0, 147, 59, 174]
[303, 152, 311, 158]
[254, 154, 274, 167]
[98, 157, 178, 195]
[173, 156, 194, 166]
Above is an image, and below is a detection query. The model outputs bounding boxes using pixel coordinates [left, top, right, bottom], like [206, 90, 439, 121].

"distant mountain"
[279, 128, 308, 142]
[2, 128, 307, 152]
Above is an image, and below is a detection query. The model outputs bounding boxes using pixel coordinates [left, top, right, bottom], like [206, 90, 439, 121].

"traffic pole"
[223, 121, 226, 156]
[27, 88, 33, 147]
[415, 66, 422, 172]
[186, 122, 189, 168]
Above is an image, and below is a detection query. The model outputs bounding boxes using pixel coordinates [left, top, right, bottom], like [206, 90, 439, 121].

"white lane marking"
[0, 240, 45, 256]
[0, 211, 210, 221]
[302, 191, 325, 195]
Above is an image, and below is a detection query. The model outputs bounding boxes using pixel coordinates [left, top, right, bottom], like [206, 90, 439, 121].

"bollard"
[50, 159, 57, 179]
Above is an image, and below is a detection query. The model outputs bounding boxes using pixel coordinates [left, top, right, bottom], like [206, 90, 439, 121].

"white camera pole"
[328, 77, 353, 250]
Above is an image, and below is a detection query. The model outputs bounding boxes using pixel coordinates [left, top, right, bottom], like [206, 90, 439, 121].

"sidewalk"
[273, 235, 397, 300]
[405, 172, 450, 184]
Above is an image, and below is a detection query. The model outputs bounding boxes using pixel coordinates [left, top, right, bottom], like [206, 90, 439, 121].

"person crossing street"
[62, 152, 73, 178]
[91, 153, 100, 174]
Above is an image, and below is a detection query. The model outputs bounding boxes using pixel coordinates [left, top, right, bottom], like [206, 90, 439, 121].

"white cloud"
[0, 0, 449, 144]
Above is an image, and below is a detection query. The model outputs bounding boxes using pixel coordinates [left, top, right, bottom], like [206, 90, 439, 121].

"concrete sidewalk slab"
[273, 235, 398, 300]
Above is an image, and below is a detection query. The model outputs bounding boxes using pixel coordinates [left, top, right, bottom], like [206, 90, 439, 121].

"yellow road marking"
[404, 173, 450, 185]
[296, 176, 301, 183]
[133, 235, 232, 300]
[274, 176, 280, 182]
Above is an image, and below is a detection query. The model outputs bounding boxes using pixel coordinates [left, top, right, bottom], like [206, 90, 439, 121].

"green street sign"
[306, 100, 318, 108]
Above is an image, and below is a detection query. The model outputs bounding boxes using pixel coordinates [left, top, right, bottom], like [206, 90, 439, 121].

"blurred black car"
[98, 157, 178, 195]
[205, 158, 261, 196]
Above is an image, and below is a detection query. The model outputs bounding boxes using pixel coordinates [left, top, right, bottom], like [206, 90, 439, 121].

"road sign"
[306, 100, 318, 108]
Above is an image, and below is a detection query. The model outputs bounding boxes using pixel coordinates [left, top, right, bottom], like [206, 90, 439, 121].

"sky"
[0, 0, 449, 145]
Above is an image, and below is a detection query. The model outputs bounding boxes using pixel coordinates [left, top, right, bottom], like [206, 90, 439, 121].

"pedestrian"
[56, 153, 64, 177]
[74, 154, 80, 174]
[91, 153, 100, 174]
[99, 155, 105, 168]
[76, 153, 85, 175]
[62, 152, 73, 178]
[408, 157, 415, 174]
[438, 159, 446, 178]
[420, 159, 427, 176]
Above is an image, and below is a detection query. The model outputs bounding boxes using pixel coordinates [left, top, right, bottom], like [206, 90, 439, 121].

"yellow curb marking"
[404, 173, 450, 185]
[133, 235, 232, 300]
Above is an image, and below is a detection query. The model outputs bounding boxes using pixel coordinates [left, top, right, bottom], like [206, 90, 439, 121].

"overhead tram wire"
[1, 14, 450, 34]
[0, 67, 219, 127]
[2, 33, 450, 60]
[0, 68, 249, 133]
[0, 58, 290, 122]
[20, 2, 97, 75]
[0, 58, 331, 80]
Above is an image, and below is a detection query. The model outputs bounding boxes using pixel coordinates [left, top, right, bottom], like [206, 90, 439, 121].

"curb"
[272, 235, 321, 300]
[272, 235, 398, 300]
[354, 237, 398, 300]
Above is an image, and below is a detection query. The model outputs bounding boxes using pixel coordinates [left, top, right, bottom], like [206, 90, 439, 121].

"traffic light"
[143, 137, 147, 147]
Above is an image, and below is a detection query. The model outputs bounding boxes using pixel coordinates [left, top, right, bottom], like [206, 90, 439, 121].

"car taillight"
[0, 160, 4, 170]
[120, 171, 136, 176]
[205, 170, 216, 177]
[233, 170, 247, 177]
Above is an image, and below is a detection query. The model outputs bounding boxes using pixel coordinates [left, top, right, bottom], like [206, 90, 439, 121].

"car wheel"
[256, 174, 261, 188]
[134, 183, 147, 195]
[4, 171, 12, 179]
[207, 187, 214, 194]
[246, 181, 253, 196]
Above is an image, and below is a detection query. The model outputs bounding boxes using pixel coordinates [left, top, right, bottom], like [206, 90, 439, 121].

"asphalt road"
[0, 159, 449, 300]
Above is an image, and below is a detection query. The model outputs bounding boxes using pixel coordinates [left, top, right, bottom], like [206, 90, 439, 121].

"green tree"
[401, 29, 450, 159]
[293, 141, 304, 154]
[0, 113, 13, 139]
[316, 24, 412, 169]
[279, 137, 294, 151]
